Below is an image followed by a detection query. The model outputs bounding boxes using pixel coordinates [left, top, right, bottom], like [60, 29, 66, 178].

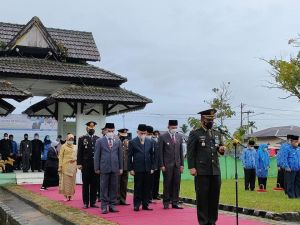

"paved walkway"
[0, 188, 62, 225]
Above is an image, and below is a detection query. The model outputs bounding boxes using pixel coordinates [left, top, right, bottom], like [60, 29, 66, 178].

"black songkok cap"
[168, 120, 178, 126]
[138, 124, 147, 132]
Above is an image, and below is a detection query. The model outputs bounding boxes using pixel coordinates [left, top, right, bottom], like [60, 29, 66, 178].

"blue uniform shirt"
[283, 145, 300, 171]
[11, 140, 18, 155]
[277, 142, 290, 168]
[256, 144, 270, 178]
[241, 147, 256, 169]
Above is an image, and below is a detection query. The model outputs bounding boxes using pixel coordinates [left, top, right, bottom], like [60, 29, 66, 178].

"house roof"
[0, 99, 15, 116]
[0, 80, 32, 102]
[23, 85, 152, 117]
[246, 126, 300, 138]
[0, 17, 100, 61]
[0, 57, 127, 85]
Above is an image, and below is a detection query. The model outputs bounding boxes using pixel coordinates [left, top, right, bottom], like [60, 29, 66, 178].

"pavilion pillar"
[57, 102, 65, 138]
[75, 103, 106, 139]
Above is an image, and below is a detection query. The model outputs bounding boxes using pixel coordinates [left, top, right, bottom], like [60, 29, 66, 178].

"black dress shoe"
[90, 204, 99, 208]
[134, 206, 139, 211]
[120, 201, 130, 206]
[102, 208, 108, 214]
[142, 206, 153, 211]
[109, 207, 119, 213]
[172, 204, 183, 209]
[154, 197, 161, 200]
[83, 204, 88, 209]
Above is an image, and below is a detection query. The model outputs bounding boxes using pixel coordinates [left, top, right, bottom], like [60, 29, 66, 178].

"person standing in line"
[159, 120, 184, 209]
[94, 123, 123, 214]
[256, 144, 270, 190]
[117, 128, 130, 205]
[128, 124, 155, 211]
[58, 134, 77, 201]
[77, 121, 100, 209]
[277, 134, 292, 193]
[9, 135, 18, 170]
[31, 133, 44, 172]
[41, 135, 51, 171]
[152, 130, 161, 200]
[187, 109, 225, 225]
[0, 133, 13, 172]
[282, 135, 300, 198]
[20, 134, 32, 173]
[240, 140, 257, 191]
[40, 141, 60, 190]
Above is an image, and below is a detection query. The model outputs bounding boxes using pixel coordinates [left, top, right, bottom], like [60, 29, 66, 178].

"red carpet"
[21, 185, 269, 225]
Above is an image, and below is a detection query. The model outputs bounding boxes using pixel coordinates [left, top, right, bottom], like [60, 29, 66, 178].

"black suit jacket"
[159, 132, 184, 168]
[128, 137, 155, 172]
[77, 134, 99, 169]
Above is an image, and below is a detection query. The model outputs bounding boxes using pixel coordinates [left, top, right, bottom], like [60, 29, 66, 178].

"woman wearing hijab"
[256, 144, 270, 190]
[40, 141, 60, 190]
[42, 135, 52, 171]
[58, 134, 77, 201]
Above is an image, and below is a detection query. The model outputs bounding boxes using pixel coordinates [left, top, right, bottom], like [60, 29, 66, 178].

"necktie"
[172, 134, 176, 144]
[108, 138, 113, 150]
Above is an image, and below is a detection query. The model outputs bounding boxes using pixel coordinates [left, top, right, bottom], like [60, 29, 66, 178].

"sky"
[2, 0, 300, 134]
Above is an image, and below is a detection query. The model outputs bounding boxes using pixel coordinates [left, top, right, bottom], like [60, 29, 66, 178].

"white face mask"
[139, 134, 146, 141]
[146, 136, 152, 140]
[106, 132, 114, 139]
[34, 136, 39, 140]
[66, 140, 73, 145]
[169, 129, 177, 134]
[4, 137, 8, 140]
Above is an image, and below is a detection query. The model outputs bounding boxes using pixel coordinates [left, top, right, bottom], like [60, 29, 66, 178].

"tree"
[187, 82, 236, 131]
[267, 38, 300, 100]
[206, 82, 236, 126]
[180, 124, 189, 134]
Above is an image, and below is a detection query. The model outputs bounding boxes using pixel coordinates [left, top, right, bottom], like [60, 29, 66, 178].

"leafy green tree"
[267, 38, 300, 100]
[180, 124, 189, 134]
[206, 82, 236, 126]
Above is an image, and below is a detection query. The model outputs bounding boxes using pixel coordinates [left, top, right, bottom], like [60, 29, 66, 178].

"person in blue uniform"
[187, 109, 225, 225]
[282, 135, 300, 198]
[77, 121, 100, 209]
[276, 134, 292, 191]
[255, 144, 270, 190]
[241, 140, 257, 191]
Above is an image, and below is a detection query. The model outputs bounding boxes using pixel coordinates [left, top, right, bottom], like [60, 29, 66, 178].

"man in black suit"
[128, 124, 155, 211]
[77, 121, 100, 209]
[159, 120, 184, 209]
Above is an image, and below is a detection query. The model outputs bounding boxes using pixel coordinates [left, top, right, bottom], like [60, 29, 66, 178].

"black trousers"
[118, 170, 128, 203]
[96, 174, 101, 200]
[244, 168, 256, 191]
[258, 177, 267, 189]
[134, 172, 151, 208]
[162, 166, 181, 205]
[31, 154, 41, 171]
[195, 175, 221, 225]
[276, 168, 285, 189]
[82, 166, 97, 206]
[152, 169, 160, 199]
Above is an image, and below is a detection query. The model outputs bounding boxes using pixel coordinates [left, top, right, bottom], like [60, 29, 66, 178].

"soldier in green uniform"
[187, 109, 225, 225]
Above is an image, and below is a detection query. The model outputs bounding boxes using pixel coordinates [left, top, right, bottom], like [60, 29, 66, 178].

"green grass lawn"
[128, 177, 300, 213]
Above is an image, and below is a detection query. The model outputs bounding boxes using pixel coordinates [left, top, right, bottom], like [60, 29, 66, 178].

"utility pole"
[240, 103, 244, 128]
[240, 103, 255, 134]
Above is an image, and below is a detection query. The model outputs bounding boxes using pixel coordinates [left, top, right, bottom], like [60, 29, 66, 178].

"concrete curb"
[127, 188, 300, 222]
[0, 186, 76, 225]
[0, 201, 29, 225]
